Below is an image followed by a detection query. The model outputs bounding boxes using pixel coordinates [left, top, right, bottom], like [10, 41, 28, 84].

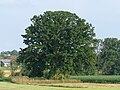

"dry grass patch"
[11, 76, 80, 84]
[44, 83, 120, 88]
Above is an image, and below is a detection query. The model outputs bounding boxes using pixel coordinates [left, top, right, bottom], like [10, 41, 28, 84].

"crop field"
[70, 75, 120, 83]
[0, 82, 120, 90]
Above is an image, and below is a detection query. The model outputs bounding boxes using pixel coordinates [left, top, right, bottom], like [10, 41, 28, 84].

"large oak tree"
[17, 11, 97, 78]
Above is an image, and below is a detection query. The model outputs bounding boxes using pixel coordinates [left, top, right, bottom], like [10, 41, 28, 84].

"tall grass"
[11, 76, 80, 84]
[70, 75, 120, 83]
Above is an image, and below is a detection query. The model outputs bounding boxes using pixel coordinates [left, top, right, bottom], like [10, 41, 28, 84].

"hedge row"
[70, 75, 120, 83]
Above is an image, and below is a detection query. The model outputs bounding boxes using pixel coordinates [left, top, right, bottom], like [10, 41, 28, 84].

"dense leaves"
[17, 11, 97, 78]
[98, 38, 120, 75]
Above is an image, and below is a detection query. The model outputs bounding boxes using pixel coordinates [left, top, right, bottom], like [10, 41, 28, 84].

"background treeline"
[96, 38, 120, 75]
[0, 50, 18, 60]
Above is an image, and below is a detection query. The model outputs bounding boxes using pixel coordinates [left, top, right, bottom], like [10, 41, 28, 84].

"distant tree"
[0, 50, 18, 59]
[95, 39, 104, 75]
[99, 38, 120, 75]
[10, 50, 18, 56]
[17, 11, 97, 78]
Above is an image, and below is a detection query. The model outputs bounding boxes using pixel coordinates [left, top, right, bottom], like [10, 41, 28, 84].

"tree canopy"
[98, 38, 120, 75]
[17, 11, 97, 79]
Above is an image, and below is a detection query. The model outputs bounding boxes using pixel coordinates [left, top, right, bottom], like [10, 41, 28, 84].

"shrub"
[11, 72, 20, 76]
[49, 69, 70, 80]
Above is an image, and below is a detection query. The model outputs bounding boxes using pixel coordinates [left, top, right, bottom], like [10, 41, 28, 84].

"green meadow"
[0, 82, 120, 90]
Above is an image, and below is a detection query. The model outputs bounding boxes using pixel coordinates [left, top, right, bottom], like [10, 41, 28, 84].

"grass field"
[0, 82, 120, 90]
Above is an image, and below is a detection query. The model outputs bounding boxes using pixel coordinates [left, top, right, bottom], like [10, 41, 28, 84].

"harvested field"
[1, 82, 120, 90]
[43, 83, 120, 88]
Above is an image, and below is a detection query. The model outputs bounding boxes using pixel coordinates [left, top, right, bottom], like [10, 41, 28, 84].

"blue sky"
[0, 0, 120, 51]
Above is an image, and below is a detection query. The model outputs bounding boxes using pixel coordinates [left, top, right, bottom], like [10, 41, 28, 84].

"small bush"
[50, 69, 70, 80]
[11, 72, 20, 76]
[51, 73, 65, 80]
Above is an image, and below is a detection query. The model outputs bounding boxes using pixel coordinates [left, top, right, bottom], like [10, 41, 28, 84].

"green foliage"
[0, 50, 18, 59]
[10, 61, 19, 76]
[71, 75, 120, 83]
[17, 11, 97, 79]
[50, 69, 70, 80]
[98, 38, 120, 75]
